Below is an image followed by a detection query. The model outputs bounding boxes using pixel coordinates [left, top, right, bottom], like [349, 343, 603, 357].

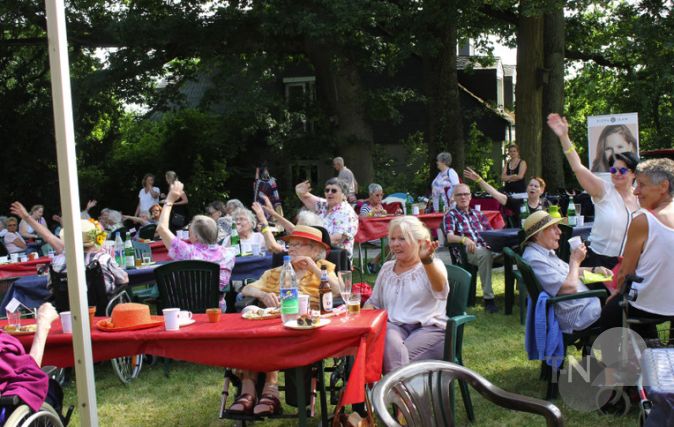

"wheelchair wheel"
[4, 403, 63, 427]
[111, 354, 143, 384]
[598, 388, 631, 416]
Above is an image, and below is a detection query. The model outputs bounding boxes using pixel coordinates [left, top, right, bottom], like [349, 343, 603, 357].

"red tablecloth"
[9, 310, 387, 405]
[470, 197, 502, 212]
[355, 211, 504, 242]
[0, 257, 51, 280]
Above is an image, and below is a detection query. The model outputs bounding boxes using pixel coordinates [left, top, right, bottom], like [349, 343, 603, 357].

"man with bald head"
[443, 184, 498, 313]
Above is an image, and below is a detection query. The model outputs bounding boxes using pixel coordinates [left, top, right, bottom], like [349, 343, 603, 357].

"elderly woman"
[431, 152, 460, 212]
[501, 144, 528, 193]
[135, 174, 161, 217]
[231, 208, 265, 250]
[548, 114, 640, 268]
[295, 178, 359, 256]
[234, 225, 339, 415]
[3, 217, 27, 254]
[364, 216, 448, 374]
[10, 202, 129, 296]
[599, 159, 674, 339]
[157, 181, 235, 294]
[522, 211, 610, 334]
[464, 167, 549, 226]
[19, 205, 47, 241]
[359, 183, 387, 217]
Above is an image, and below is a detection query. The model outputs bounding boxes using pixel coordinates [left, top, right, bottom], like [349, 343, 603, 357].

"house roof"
[459, 82, 515, 125]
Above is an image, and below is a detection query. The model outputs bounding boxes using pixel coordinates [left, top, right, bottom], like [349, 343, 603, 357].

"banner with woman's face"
[587, 113, 639, 173]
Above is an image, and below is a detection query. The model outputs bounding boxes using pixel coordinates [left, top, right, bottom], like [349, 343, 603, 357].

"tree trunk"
[543, 6, 566, 191]
[516, 4, 544, 179]
[305, 42, 374, 190]
[423, 0, 463, 183]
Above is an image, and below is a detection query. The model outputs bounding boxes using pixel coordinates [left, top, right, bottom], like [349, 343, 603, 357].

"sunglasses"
[609, 167, 630, 175]
[324, 188, 339, 194]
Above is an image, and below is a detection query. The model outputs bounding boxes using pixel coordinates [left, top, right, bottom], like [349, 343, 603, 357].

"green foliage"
[465, 123, 499, 189]
[373, 132, 429, 196]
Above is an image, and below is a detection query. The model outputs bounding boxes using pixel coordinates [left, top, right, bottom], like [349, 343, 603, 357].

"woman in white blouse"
[364, 216, 449, 373]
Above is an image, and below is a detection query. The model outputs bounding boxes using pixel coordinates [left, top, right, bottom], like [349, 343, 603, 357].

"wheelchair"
[49, 260, 143, 384]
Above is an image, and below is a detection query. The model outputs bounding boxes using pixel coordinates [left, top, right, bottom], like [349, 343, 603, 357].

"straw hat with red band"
[97, 303, 163, 332]
[281, 225, 331, 250]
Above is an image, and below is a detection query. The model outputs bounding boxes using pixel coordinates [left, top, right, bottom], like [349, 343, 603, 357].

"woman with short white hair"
[231, 207, 265, 251]
[157, 181, 235, 293]
[364, 216, 448, 373]
[360, 183, 387, 217]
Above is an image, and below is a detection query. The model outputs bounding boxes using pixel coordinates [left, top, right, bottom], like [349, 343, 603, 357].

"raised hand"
[295, 180, 311, 197]
[251, 202, 266, 222]
[546, 113, 569, 138]
[85, 200, 97, 210]
[418, 239, 440, 260]
[10, 201, 29, 219]
[168, 180, 184, 202]
[463, 167, 481, 182]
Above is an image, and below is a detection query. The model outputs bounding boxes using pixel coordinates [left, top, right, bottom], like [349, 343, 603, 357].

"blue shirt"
[522, 243, 601, 333]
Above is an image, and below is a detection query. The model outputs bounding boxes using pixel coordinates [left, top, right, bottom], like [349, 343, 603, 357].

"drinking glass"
[338, 271, 352, 322]
[347, 293, 361, 318]
[7, 311, 21, 329]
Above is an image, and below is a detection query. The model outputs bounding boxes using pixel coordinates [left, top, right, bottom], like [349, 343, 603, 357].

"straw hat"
[59, 219, 106, 248]
[521, 211, 564, 246]
[96, 303, 163, 332]
[281, 225, 331, 250]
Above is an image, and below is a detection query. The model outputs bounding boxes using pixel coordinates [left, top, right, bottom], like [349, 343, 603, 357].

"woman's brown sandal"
[227, 393, 256, 415]
[253, 386, 282, 416]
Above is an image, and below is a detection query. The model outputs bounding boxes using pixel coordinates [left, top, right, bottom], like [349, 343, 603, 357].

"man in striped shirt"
[443, 184, 497, 313]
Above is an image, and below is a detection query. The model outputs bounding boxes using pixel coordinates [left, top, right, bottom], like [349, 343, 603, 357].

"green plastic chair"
[503, 247, 527, 325]
[514, 251, 606, 399]
[443, 264, 477, 423]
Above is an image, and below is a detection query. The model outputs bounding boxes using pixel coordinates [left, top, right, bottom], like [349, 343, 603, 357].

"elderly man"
[333, 156, 358, 202]
[521, 210, 608, 333]
[443, 184, 497, 313]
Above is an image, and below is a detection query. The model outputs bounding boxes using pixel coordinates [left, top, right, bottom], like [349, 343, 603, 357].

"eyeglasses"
[454, 192, 471, 197]
[324, 188, 339, 194]
[6, 224, 17, 227]
[610, 167, 630, 175]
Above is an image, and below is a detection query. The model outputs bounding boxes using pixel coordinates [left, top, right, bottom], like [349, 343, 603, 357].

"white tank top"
[631, 210, 674, 316]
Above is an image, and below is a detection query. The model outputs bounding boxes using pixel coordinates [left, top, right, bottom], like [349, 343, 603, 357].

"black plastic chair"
[446, 243, 478, 307]
[556, 224, 573, 263]
[371, 361, 564, 427]
[0, 240, 8, 257]
[106, 227, 127, 241]
[514, 251, 606, 399]
[503, 247, 527, 325]
[443, 264, 476, 424]
[137, 224, 157, 240]
[153, 260, 220, 313]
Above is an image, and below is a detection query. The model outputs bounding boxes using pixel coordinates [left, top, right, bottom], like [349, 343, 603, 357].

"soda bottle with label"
[279, 256, 299, 323]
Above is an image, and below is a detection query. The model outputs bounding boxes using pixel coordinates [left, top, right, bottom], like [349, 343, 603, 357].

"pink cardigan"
[0, 334, 48, 411]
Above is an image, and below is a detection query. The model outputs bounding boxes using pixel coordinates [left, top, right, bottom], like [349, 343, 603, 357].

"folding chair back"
[154, 260, 220, 312]
[137, 224, 157, 240]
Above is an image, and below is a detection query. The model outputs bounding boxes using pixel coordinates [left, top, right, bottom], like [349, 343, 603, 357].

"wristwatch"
[421, 254, 435, 265]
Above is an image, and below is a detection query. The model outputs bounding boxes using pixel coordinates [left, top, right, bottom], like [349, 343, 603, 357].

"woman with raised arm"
[547, 113, 639, 269]
[464, 167, 549, 226]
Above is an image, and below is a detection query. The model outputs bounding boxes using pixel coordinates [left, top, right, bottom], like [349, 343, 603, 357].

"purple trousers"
[383, 322, 446, 374]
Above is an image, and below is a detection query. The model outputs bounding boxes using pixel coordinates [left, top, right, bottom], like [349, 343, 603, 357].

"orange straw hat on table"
[97, 303, 163, 332]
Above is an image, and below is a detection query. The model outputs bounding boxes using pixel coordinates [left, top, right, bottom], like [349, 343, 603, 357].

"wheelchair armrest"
[548, 289, 607, 305]
[0, 395, 22, 407]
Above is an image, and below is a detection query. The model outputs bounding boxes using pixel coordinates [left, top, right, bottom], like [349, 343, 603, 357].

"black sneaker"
[483, 299, 498, 314]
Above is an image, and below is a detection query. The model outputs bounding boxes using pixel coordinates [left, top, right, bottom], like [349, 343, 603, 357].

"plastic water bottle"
[279, 255, 299, 323]
[115, 234, 125, 268]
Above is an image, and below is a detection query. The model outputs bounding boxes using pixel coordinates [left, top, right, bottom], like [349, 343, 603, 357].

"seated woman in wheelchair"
[0, 303, 60, 414]
[521, 211, 611, 333]
[157, 181, 235, 297]
[232, 225, 339, 416]
[600, 158, 674, 339]
[363, 216, 449, 374]
[10, 202, 129, 297]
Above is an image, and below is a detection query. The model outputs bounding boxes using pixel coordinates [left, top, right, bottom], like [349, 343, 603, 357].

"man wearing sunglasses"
[443, 184, 498, 313]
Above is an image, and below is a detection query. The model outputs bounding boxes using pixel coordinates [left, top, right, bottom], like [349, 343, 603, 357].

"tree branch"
[565, 48, 631, 69]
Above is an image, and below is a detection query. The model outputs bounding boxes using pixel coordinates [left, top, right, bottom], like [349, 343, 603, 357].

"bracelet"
[564, 146, 575, 155]
[476, 177, 483, 183]
[461, 236, 466, 245]
[261, 226, 270, 234]
[421, 255, 434, 265]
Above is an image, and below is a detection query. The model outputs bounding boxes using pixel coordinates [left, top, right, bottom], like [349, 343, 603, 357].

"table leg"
[504, 254, 514, 315]
[318, 361, 328, 427]
[295, 365, 308, 427]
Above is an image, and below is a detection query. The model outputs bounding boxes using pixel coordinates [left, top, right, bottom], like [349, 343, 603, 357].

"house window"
[283, 76, 316, 132]
[291, 161, 319, 187]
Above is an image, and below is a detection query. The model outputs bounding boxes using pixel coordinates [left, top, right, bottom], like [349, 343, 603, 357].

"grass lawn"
[63, 270, 640, 426]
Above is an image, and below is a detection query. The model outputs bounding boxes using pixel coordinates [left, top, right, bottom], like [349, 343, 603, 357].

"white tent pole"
[44, 0, 99, 425]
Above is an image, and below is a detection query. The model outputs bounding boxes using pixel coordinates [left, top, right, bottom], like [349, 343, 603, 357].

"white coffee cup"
[568, 236, 583, 252]
[19, 255, 28, 263]
[298, 294, 310, 316]
[60, 311, 72, 334]
[9, 253, 19, 263]
[251, 243, 261, 256]
[0, 256, 8, 264]
[412, 205, 420, 215]
[475, 204, 481, 212]
[178, 310, 192, 323]
[163, 308, 180, 331]
[576, 215, 585, 226]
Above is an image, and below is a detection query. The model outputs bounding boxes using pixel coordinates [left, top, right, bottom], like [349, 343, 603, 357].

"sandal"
[253, 386, 282, 416]
[227, 393, 256, 415]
